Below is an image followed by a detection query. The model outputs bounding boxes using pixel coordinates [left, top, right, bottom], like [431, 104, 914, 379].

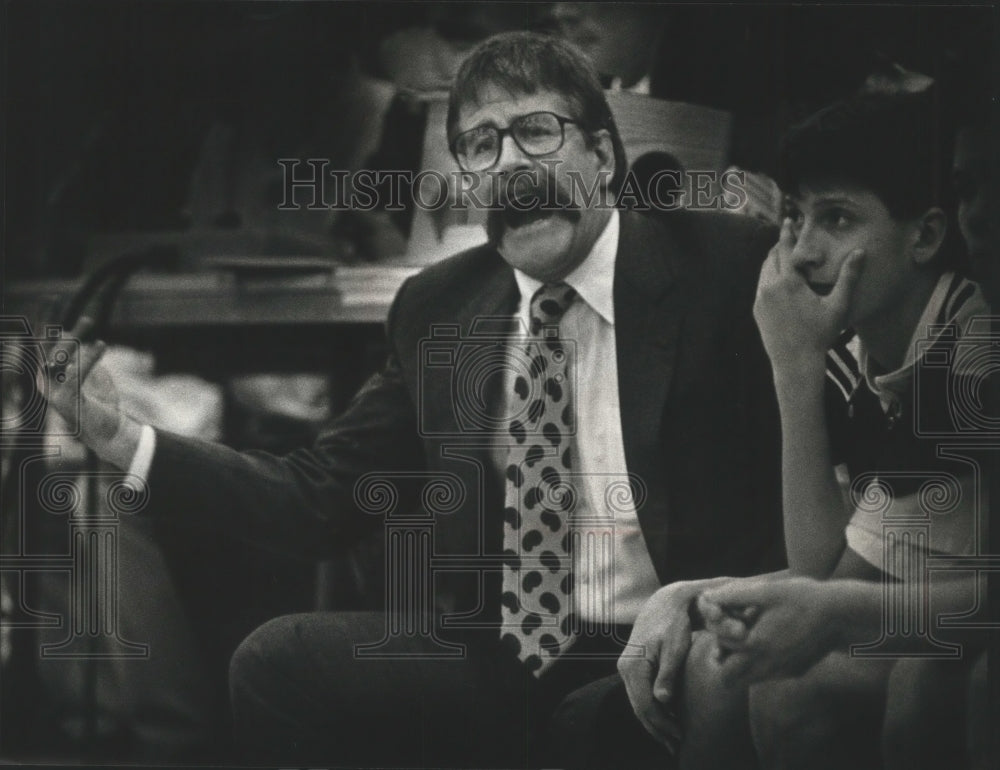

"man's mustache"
[486, 173, 581, 243]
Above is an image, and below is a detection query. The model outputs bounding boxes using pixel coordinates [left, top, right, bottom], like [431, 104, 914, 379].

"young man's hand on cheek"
[753, 218, 865, 378]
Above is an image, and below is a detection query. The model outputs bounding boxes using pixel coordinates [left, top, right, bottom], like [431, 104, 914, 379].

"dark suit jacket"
[149, 209, 784, 621]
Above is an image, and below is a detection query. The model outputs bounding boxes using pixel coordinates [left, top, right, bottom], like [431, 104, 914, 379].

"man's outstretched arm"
[42, 293, 425, 560]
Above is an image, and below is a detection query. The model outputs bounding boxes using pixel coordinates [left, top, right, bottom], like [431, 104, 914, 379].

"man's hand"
[618, 584, 688, 750]
[42, 317, 111, 434]
[699, 576, 840, 687]
[753, 218, 865, 375]
[40, 317, 141, 470]
[618, 581, 707, 750]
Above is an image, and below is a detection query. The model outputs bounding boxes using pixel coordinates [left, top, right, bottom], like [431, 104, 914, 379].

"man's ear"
[590, 128, 617, 181]
[912, 207, 948, 265]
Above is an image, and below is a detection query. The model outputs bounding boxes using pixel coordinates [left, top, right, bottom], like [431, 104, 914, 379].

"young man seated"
[621, 89, 992, 769]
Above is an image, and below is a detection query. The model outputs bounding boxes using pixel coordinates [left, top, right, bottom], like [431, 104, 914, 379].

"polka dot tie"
[500, 282, 578, 677]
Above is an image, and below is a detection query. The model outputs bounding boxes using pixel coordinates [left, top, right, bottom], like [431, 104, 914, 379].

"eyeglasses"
[450, 112, 580, 172]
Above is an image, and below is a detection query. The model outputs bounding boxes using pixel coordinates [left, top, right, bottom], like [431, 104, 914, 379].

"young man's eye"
[824, 209, 852, 229]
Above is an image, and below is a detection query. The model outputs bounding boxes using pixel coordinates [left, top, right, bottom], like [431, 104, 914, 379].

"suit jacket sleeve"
[144, 279, 426, 559]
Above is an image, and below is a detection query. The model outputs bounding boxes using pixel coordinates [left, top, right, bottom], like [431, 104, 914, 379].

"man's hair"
[777, 90, 951, 221]
[446, 31, 628, 194]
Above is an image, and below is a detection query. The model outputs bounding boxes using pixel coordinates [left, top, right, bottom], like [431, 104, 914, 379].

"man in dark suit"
[49, 32, 781, 768]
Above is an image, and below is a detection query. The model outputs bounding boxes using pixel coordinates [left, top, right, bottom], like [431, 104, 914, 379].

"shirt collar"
[859, 270, 987, 405]
[512, 208, 619, 326]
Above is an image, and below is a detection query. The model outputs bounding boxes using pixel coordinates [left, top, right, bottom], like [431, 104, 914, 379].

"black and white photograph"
[1, 2, 998, 768]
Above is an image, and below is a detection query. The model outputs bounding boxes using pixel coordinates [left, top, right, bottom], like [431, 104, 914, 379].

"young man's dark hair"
[777, 90, 949, 220]
[446, 31, 629, 194]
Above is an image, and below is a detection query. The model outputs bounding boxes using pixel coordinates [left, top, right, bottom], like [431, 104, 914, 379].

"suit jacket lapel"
[614, 211, 688, 569]
[454, 251, 520, 334]
[417, 249, 518, 438]
[454, 250, 519, 431]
